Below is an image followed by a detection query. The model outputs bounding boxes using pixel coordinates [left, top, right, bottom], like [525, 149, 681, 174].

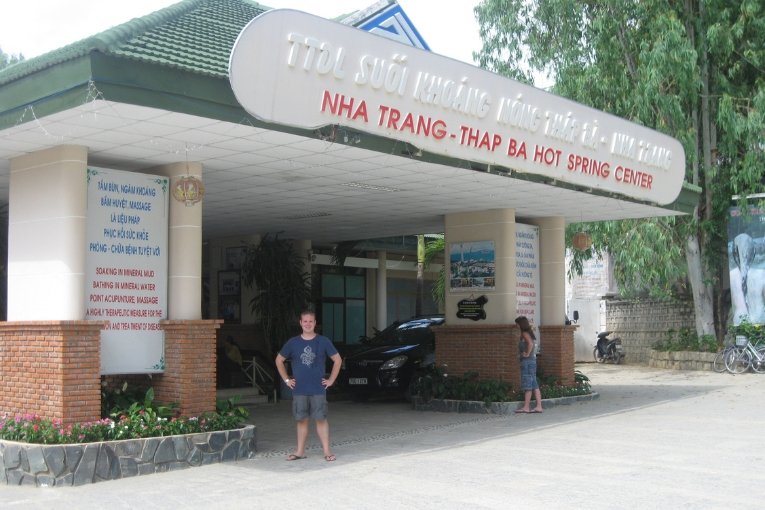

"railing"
[241, 356, 275, 396]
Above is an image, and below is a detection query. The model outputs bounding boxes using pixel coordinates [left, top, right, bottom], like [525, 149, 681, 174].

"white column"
[376, 250, 387, 330]
[444, 209, 516, 325]
[149, 162, 203, 320]
[528, 216, 566, 325]
[8, 145, 88, 320]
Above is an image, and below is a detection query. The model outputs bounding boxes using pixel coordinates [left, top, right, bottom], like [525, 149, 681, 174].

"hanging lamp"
[572, 231, 592, 251]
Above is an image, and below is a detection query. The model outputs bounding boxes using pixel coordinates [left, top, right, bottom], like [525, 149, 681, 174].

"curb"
[412, 392, 600, 415]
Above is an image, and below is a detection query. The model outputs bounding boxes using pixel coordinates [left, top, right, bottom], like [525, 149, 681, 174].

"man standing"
[276, 309, 342, 462]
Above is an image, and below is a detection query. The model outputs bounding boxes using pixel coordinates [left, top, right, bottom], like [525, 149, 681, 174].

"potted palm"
[241, 233, 312, 396]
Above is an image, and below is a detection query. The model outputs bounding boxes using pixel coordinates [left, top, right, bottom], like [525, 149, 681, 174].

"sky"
[0, 0, 483, 65]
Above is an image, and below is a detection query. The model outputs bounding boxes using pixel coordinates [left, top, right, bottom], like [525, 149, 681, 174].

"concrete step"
[217, 387, 272, 405]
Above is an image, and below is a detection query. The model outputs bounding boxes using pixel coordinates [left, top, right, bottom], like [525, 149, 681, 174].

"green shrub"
[729, 318, 765, 346]
[410, 366, 591, 404]
[102, 383, 179, 421]
[653, 328, 718, 352]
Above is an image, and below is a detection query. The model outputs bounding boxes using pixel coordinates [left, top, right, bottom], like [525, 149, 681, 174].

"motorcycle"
[593, 331, 624, 364]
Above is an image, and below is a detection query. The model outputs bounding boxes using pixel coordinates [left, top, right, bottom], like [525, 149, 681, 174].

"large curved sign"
[230, 9, 686, 205]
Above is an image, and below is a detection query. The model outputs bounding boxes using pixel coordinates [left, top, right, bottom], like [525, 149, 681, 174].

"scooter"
[593, 331, 624, 364]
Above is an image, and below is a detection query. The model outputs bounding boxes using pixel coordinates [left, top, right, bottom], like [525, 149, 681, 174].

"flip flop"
[286, 454, 307, 461]
[324, 454, 336, 462]
[532, 409, 544, 413]
[515, 409, 530, 414]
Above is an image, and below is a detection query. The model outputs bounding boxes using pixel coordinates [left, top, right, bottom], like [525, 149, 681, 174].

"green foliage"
[728, 318, 765, 346]
[475, 0, 765, 338]
[653, 328, 719, 352]
[1, 394, 250, 445]
[101, 380, 147, 418]
[241, 233, 312, 359]
[101, 382, 178, 420]
[410, 366, 591, 405]
[0, 47, 24, 70]
[424, 236, 445, 306]
[216, 395, 251, 423]
[574, 370, 591, 392]
[411, 368, 514, 406]
[566, 219, 688, 299]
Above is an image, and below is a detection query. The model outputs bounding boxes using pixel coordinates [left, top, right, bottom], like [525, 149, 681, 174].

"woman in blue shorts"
[514, 316, 543, 413]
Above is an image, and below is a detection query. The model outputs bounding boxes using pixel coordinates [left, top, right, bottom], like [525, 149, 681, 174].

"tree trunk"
[415, 235, 424, 316]
[686, 232, 715, 337]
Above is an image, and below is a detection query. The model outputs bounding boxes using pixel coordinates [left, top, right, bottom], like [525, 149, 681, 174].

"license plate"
[348, 378, 368, 385]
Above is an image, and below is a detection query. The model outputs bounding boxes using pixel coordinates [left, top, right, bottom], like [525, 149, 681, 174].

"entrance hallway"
[1, 364, 761, 508]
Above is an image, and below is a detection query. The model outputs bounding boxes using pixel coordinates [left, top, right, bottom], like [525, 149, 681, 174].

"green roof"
[0, 0, 280, 132]
[0, 0, 267, 85]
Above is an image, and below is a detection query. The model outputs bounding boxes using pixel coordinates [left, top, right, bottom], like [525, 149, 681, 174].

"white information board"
[516, 223, 541, 348]
[85, 168, 169, 374]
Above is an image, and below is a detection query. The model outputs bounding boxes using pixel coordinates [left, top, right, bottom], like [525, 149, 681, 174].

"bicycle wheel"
[751, 347, 765, 374]
[725, 347, 751, 374]
[712, 349, 728, 373]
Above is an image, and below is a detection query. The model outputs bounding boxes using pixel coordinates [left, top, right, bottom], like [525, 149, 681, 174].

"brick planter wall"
[155, 320, 222, 417]
[434, 323, 576, 388]
[0, 319, 221, 425]
[0, 321, 105, 425]
[538, 326, 576, 386]
[435, 323, 519, 385]
[0, 425, 256, 487]
[605, 299, 696, 364]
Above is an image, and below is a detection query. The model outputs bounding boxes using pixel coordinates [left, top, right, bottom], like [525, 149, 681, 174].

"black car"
[342, 315, 445, 399]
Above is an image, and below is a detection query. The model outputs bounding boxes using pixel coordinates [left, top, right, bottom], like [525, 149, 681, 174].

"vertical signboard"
[728, 202, 765, 325]
[516, 224, 541, 346]
[85, 168, 169, 374]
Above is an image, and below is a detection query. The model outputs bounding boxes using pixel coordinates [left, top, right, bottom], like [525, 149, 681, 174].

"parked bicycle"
[724, 335, 765, 374]
[713, 344, 737, 373]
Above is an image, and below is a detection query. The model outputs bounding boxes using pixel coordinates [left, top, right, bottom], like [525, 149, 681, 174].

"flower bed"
[0, 425, 256, 487]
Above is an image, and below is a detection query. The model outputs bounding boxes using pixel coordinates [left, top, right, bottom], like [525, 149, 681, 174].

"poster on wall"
[516, 224, 541, 346]
[85, 168, 169, 374]
[449, 240, 496, 291]
[728, 199, 765, 325]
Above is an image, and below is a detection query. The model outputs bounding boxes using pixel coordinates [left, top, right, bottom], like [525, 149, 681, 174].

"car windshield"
[366, 320, 434, 346]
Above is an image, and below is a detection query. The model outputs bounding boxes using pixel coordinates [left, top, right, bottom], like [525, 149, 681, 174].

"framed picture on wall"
[218, 295, 241, 323]
[449, 240, 496, 291]
[225, 246, 247, 270]
[218, 270, 241, 296]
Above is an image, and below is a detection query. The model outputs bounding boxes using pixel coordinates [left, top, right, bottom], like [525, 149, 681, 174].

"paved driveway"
[2, 363, 763, 509]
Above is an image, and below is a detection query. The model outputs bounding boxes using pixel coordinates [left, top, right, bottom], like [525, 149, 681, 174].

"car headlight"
[379, 355, 408, 370]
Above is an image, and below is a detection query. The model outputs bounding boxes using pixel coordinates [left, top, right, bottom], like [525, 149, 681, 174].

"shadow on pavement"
[240, 363, 729, 467]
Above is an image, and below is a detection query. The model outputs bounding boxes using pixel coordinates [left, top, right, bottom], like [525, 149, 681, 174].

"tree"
[424, 235, 446, 307]
[1, 46, 23, 69]
[415, 234, 425, 316]
[240, 233, 312, 361]
[475, 0, 765, 339]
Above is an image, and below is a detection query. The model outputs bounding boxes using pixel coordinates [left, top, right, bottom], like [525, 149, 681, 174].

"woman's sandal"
[324, 454, 336, 462]
[286, 454, 307, 461]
